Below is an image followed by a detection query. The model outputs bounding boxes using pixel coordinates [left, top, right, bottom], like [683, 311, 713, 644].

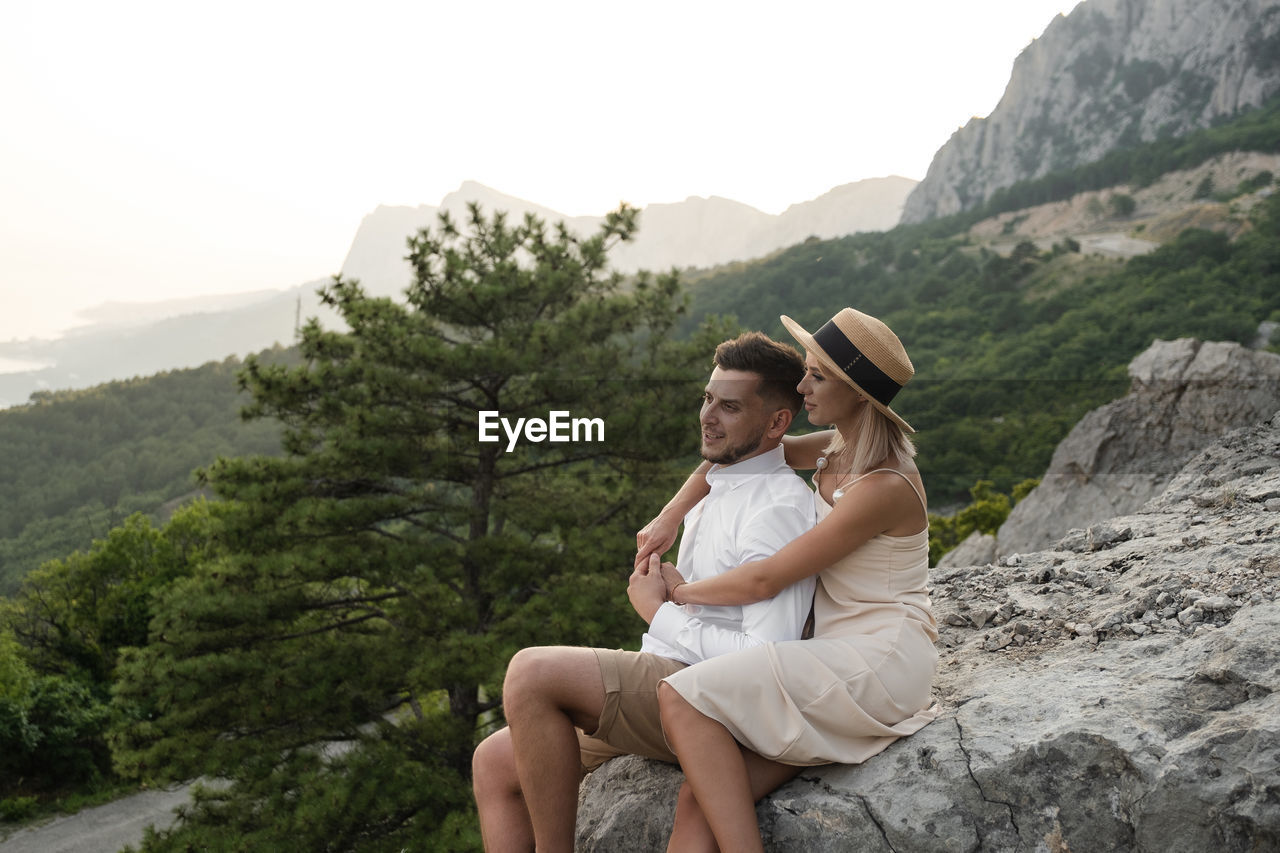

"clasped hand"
[627, 553, 689, 623]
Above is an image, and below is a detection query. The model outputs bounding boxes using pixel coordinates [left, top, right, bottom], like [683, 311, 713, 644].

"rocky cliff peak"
[902, 0, 1280, 223]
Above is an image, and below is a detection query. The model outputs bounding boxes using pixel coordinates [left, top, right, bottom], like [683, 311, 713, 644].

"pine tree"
[111, 204, 726, 850]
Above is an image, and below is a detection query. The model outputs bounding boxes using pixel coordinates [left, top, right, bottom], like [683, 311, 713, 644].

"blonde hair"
[823, 398, 916, 479]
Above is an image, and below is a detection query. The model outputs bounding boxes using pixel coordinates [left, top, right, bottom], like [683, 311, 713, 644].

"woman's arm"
[634, 460, 712, 568]
[781, 430, 832, 471]
[665, 473, 916, 606]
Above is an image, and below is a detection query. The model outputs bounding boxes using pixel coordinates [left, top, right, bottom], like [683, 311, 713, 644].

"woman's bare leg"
[667, 748, 803, 853]
[668, 780, 719, 853]
[472, 727, 533, 853]
[660, 683, 802, 853]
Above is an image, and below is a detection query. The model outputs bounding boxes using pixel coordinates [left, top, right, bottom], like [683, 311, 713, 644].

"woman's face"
[796, 352, 862, 427]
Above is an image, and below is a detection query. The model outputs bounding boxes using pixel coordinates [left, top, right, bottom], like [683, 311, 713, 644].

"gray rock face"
[995, 338, 1280, 557]
[576, 410, 1280, 852]
[935, 530, 997, 569]
[902, 0, 1280, 223]
[1257, 319, 1280, 350]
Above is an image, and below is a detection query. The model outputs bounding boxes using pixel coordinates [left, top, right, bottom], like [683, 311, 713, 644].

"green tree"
[0, 629, 29, 700]
[0, 674, 111, 794]
[111, 205, 724, 850]
[0, 503, 223, 805]
[1, 627, 113, 802]
[4, 504, 222, 687]
[1109, 193, 1136, 217]
[928, 478, 1039, 565]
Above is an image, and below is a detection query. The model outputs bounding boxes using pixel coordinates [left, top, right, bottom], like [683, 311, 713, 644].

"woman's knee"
[657, 681, 691, 728]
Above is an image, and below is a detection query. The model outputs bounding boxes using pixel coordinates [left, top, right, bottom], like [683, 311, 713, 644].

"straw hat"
[780, 308, 915, 433]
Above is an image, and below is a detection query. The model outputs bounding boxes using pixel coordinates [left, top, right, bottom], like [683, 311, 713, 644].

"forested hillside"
[0, 353, 289, 593]
[685, 214, 1278, 498]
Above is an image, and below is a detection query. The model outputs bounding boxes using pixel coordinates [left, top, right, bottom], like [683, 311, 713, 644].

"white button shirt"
[642, 444, 817, 665]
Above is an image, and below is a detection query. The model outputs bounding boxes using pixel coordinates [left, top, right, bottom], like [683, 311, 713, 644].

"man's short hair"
[713, 332, 805, 414]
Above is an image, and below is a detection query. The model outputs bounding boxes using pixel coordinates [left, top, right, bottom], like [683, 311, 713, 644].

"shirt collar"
[705, 443, 787, 490]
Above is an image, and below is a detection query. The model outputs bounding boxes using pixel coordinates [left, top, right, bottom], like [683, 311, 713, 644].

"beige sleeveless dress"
[662, 468, 939, 766]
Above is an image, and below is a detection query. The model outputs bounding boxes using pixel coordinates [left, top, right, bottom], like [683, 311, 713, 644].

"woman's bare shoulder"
[786, 444, 928, 535]
[865, 463, 925, 495]
[856, 465, 928, 532]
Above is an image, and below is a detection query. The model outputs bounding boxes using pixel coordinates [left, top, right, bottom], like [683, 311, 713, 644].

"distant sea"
[0, 357, 52, 375]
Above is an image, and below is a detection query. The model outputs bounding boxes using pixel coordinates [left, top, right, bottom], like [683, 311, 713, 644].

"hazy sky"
[0, 0, 1080, 344]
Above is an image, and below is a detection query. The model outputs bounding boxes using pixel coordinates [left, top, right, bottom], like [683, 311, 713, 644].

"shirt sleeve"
[646, 502, 815, 662]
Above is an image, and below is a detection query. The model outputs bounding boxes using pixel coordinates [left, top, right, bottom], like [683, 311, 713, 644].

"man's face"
[699, 367, 776, 465]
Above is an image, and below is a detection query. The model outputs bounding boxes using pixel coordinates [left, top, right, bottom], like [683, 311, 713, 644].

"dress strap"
[845, 468, 928, 516]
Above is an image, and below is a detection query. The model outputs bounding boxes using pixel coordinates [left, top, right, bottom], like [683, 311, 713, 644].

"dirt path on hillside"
[0, 785, 191, 853]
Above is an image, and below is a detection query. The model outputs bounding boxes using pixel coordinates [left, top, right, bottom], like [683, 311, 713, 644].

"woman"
[631, 307, 938, 852]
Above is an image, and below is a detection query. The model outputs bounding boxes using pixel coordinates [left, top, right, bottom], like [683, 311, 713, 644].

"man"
[471, 332, 817, 852]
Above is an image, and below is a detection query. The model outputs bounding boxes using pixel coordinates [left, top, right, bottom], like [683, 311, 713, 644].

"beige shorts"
[577, 649, 688, 771]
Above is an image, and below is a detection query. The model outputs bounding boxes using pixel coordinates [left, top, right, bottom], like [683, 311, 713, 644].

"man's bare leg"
[473, 727, 533, 852]
[503, 646, 607, 853]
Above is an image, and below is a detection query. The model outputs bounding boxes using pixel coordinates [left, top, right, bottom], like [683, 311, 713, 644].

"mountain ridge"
[338, 176, 916, 299]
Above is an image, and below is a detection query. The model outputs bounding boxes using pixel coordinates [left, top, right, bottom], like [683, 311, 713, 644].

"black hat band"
[812, 320, 902, 407]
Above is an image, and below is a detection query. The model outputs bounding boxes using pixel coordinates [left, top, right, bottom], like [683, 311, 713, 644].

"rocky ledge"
[992, 337, 1280, 560]
[577, 410, 1280, 851]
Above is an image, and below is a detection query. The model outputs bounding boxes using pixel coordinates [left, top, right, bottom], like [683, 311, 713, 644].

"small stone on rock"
[1195, 595, 1236, 612]
[1057, 529, 1090, 552]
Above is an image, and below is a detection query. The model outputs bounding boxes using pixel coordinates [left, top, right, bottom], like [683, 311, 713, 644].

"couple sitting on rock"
[473, 308, 940, 853]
